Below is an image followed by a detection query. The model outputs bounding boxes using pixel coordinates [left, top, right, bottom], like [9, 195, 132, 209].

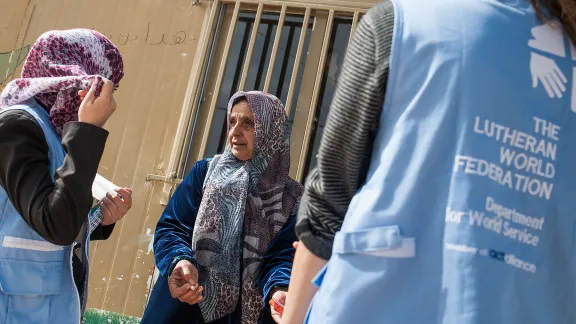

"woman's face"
[228, 100, 255, 161]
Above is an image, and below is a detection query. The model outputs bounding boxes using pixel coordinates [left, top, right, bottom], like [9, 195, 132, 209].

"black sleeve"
[295, 1, 394, 260]
[0, 109, 109, 245]
[90, 223, 115, 241]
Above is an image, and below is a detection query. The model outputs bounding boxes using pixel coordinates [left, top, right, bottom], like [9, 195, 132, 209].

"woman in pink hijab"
[0, 29, 131, 323]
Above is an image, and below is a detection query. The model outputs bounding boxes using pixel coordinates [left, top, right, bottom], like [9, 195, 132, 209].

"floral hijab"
[0, 29, 124, 135]
[192, 91, 303, 323]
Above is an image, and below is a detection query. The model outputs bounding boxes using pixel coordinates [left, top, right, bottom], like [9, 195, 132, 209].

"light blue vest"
[0, 101, 88, 323]
[307, 0, 576, 323]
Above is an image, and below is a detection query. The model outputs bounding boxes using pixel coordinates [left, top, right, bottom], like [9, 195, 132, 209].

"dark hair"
[232, 96, 248, 107]
[532, 0, 576, 46]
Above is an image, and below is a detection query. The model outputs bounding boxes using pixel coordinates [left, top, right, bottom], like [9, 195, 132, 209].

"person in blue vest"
[141, 91, 303, 324]
[281, 0, 576, 323]
[0, 29, 131, 323]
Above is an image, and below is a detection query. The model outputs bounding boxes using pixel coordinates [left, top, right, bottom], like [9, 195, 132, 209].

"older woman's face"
[229, 100, 255, 161]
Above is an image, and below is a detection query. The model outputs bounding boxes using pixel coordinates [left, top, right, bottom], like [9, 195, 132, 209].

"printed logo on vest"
[443, 21, 575, 276]
[528, 21, 576, 111]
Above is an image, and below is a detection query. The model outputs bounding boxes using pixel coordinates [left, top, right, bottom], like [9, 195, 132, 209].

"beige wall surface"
[0, 0, 377, 317]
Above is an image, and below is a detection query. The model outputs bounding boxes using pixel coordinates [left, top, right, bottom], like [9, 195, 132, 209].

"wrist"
[269, 286, 287, 301]
[168, 255, 197, 276]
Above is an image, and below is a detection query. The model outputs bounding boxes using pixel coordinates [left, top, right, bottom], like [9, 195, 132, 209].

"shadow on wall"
[0, 45, 30, 88]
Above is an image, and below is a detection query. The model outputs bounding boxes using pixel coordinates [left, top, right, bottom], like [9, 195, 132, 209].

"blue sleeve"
[153, 159, 209, 277]
[259, 213, 297, 305]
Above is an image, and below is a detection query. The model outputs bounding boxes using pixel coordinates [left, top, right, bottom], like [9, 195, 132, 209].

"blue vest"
[307, 1, 576, 323]
[0, 101, 88, 323]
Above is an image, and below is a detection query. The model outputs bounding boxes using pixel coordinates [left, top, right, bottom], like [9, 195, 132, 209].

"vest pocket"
[0, 258, 63, 323]
[333, 225, 416, 258]
[306, 226, 416, 323]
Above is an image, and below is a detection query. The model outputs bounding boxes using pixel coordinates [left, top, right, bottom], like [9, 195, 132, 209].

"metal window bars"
[148, 0, 365, 201]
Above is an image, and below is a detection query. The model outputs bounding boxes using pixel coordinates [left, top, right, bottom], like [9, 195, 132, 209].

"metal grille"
[173, 0, 365, 185]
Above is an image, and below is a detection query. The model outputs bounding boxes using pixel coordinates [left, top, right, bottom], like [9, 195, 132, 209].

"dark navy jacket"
[141, 159, 296, 324]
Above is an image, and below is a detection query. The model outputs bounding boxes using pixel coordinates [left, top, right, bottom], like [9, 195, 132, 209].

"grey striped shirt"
[296, 1, 395, 260]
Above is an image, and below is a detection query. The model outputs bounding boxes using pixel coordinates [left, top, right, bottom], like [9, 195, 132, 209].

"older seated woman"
[141, 91, 303, 324]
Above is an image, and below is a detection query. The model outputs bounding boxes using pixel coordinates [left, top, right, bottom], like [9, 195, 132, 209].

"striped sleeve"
[295, 1, 395, 260]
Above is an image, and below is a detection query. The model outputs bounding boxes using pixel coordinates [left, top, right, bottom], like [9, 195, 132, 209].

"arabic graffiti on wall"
[103, 23, 188, 46]
[0, 22, 188, 86]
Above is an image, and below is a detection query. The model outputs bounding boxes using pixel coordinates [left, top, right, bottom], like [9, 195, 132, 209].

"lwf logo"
[0, 45, 30, 87]
[528, 21, 576, 112]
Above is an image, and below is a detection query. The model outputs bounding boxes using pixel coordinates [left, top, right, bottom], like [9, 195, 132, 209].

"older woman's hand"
[169, 260, 204, 305]
[270, 289, 287, 323]
[101, 187, 132, 226]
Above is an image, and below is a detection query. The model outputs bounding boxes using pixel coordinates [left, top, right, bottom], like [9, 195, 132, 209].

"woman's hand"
[78, 78, 117, 128]
[101, 187, 132, 226]
[168, 260, 204, 305]
[270, 289, 287, 323]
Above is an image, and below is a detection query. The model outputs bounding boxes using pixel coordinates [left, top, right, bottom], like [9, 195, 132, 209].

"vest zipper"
[81, 231, 91, 316]
[69, 247, 82, 322]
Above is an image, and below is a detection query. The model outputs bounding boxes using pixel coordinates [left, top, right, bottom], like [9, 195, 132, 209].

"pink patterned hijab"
[0, 29, 124, 135]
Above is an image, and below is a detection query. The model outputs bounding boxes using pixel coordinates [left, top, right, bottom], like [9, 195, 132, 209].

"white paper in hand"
[92, 174, 117, 208]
